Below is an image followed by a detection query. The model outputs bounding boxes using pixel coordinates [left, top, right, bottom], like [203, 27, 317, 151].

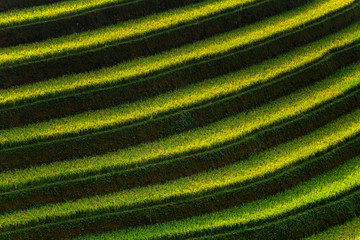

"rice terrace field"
[1, 0, 360, 239]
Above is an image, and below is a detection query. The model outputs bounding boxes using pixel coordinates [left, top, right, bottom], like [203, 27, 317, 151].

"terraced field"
[0, 0, 359, 239]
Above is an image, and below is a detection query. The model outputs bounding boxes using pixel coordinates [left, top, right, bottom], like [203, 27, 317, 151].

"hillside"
[0, 0, 359, 239]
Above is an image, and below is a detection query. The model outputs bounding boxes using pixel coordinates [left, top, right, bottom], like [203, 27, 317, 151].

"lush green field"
[1, 88, 360, 190]
[1, 57, 360, 148]
[1, 108, 360, 232]
[0, 17, 359, 107]
[1, 0, 359, 239]
[72, 154, 360, 240]
[305, 217, 360, 239]
[0, 0, 259, 65]
[0, 61, 360, 186]
[0, 0, 129, 28]
[0, 0, 353, 66]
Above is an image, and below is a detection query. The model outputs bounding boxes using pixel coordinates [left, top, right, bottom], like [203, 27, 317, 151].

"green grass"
[305, 217, 360, 240]
[0, 0, 130, 28]
[0, 96, 359, 194]
[0, 0, 259, 65]
[0, 0, 353, 67]
[1, 62, 360, 192]
[1, 11, 359, 108]
[1, 42, 360, 149]
[1, 0, 359, 238]
[1, 128, 360, 233]
[70, 154, 360, 240]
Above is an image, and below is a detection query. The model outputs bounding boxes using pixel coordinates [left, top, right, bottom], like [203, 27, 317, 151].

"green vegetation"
[0, 0, 130, 28]
[0, 0, 353, 66]
[305, 217, 360, 240]
[1, 56, 360, 148]
[1, 0, 359, 238]
[72, 155, 360, 240]
[1, 67, 360, 192]
[1, 15, 359, 108]
[0, 0, 259, 65]
[2, 142, 360, 234]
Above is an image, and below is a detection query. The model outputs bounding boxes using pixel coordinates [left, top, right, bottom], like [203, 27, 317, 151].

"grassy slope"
[305, 217, 360, 240]
[70, 154, 360, 240]
[0, 0, 260, 65]
[1, 53, 360, 148]
[0, 63, 359, 192]
[0, 0, 359, 238]
[1, 15, 359, 107]
[0, 0, 353, 66]
[0, 108, 360, 231]
[0, 0, 130, 28]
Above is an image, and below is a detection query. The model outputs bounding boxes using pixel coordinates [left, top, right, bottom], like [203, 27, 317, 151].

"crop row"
[1, 18, 360, 129]
[191, 189, 360, 240]
[67, 155, 360, 240]
[0, 0, 280, 66]
[0, 0, 355, 87]
[1, 56, 360, 172]
[0, 48, 358, 187]
[1, 1, 359, 239]
[0, 0, 62, 11]
[1, 65, 360, 189]
[3, 26, 360, 148]
[2, 1, 359, 239]
[1, 104, 360, 215]
[0, 0, 130, 28]
[2, 149, 360, 239]
[305, 216, 360, 239]
[0, 0, 207, 47]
